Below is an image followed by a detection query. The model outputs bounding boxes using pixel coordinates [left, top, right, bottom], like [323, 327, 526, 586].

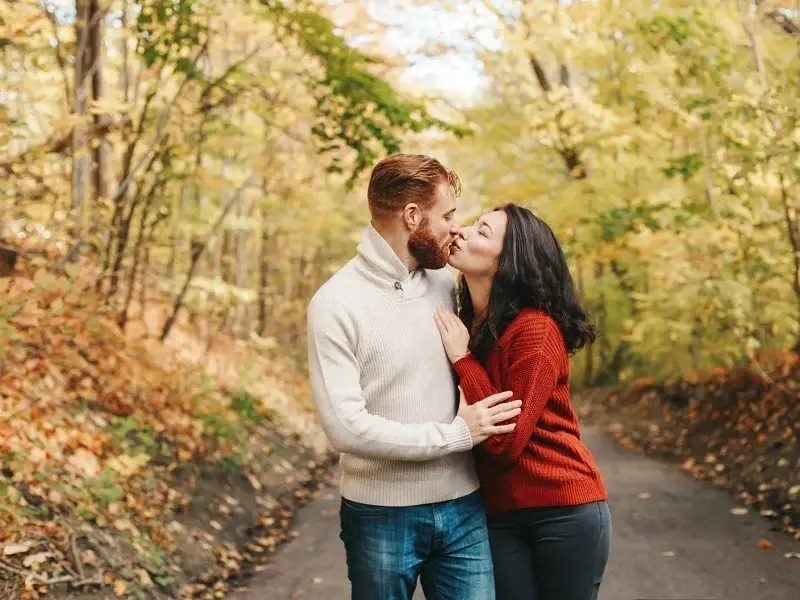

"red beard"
[408, 219, 449, 269]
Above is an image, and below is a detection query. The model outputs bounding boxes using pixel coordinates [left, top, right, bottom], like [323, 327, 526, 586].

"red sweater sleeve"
[453, 317, 561, 463]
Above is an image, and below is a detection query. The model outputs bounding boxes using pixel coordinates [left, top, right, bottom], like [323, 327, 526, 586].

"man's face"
[408, 182, 459, 269]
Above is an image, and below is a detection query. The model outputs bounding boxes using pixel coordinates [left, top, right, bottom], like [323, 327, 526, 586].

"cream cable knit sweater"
[306, 224, 480, 506]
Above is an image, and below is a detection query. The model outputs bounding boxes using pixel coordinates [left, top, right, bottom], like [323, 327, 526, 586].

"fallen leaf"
[730, 507, 748, 516]
[312, 576, 322, 584]
[113, 518, 137, 534]
[113, 579, 128, 595]
[210, 520, 222, 531]
[138, 568, 154, 587]
[107, 453, 150, 476]
[637, 492, 651, 500]
[23, 552, 52, 568]
[3, 542, 31, 556]
[756, 539, 773, 549]
[68, 448, 101, 477]
[785, 552, 800, 560]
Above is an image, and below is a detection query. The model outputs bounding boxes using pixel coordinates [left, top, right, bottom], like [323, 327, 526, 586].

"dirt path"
[232, 429, 800, 600]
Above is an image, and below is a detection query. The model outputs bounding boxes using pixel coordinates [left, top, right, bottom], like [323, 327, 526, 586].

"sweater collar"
[356, 223, 420, 287]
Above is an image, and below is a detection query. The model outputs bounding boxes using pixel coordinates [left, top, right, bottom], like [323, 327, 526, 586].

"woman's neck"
[464, 274, 492, 328]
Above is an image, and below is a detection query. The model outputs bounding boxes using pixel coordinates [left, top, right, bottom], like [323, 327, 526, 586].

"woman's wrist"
[451, 351, 471, 364]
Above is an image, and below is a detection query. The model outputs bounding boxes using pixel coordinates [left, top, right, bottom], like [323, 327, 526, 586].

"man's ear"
[402, 203, 421, 230]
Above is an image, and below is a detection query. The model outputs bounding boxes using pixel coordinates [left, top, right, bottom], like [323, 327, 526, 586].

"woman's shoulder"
[502, 310, 564, 352]
[509, 309, 559, 331]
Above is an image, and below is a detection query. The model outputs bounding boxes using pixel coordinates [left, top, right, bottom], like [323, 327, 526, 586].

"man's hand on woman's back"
[457, 390, 521, 445]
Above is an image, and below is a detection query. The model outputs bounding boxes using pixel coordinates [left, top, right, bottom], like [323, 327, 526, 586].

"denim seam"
[426, 563, 442, 600]
[589, 502, 606, 600]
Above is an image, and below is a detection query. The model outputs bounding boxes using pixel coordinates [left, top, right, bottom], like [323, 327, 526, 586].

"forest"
[1, 0, 798, 598]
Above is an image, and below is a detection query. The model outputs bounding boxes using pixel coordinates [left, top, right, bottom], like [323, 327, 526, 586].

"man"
[306, 154, 522, 600]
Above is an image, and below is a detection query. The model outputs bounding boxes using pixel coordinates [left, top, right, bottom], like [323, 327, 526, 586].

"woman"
[434, 203, 611, 600]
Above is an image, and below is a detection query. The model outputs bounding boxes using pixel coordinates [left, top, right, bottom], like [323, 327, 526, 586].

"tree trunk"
[779, 176, 800, 350]
[120, 1, 130, 103]
[88, 0, 108, 206]
[574, 253, 594, 387]
[119, 177, 162, 329]
[595, 261, 609, 377]
[258, 195, 273, 336]
[526, 55, 587, 179]
[0, 245, 19, 277]
[107, 149, 161, 301]
[234, 194, 251, 337]
[71, 0, 91, 240]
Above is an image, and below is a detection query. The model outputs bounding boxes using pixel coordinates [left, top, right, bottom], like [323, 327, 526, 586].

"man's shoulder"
[308, 260, 361, 315]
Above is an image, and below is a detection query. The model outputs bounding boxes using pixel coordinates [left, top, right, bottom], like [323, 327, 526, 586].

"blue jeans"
[339, 489, 495, 600]
[487, 500, 612, 600]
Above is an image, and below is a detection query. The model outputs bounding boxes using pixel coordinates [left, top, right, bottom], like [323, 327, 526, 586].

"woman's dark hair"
[457, 203, 596, 361]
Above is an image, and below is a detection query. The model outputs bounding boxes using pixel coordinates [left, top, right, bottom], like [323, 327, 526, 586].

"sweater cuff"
[453, 353, 481, 376]
[445, 416, 474, 452]
[453, 354, 488, 403]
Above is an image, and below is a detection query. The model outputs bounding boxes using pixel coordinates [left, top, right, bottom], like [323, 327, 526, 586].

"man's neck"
[371, 220, 418, 272]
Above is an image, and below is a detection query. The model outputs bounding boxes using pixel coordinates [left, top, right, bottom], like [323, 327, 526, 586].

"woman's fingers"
[433, 307, 448, 334]
[444, 307, 462, 329]
[436, 305, 469, 340]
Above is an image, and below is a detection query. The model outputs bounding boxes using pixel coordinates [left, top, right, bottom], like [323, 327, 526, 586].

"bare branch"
[160, 173, 258, 342]
[110, 41, 210, 205]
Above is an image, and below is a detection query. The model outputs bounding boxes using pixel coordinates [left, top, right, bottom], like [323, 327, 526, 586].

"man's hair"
[367, 154, 461, 218]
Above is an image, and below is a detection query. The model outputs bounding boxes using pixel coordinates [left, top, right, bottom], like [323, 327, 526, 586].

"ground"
[230, 429, 800, 600]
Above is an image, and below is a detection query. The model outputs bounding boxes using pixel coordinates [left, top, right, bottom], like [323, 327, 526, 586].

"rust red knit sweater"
[453, 309, 608, 515]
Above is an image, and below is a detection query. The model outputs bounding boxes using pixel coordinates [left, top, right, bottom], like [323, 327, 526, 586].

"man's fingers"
[489, 399, 522, 415]
[489, 423, 516, 435]
[492, 407, 521, 423]
[480, 391, 514, 407]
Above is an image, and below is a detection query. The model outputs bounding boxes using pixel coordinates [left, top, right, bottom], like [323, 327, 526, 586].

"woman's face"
[448, 210, 508, 277]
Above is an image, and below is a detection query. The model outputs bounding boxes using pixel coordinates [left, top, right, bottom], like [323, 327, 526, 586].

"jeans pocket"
[341, 497, 389, 518]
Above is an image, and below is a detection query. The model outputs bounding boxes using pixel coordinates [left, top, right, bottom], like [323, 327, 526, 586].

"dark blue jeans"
[487, 500, 612, 600]
[339, 489, 495, 600]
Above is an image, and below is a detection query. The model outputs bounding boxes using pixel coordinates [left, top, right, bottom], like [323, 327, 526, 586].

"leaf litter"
[575, 356, 800, 549]
[0, 251, 335, 598]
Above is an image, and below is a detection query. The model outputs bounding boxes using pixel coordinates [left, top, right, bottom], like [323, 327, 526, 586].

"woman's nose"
[459, 225, 475, 238]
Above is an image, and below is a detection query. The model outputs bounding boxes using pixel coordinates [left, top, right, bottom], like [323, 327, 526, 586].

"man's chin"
[421, 258, 448, 270]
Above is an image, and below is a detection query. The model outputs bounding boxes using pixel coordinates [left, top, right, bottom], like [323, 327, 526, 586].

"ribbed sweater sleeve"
[454, 315, 561, 464]
[307, 294, 474, 461]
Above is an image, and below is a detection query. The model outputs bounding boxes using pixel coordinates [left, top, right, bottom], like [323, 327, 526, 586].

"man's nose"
[450, 223, 464, 236]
